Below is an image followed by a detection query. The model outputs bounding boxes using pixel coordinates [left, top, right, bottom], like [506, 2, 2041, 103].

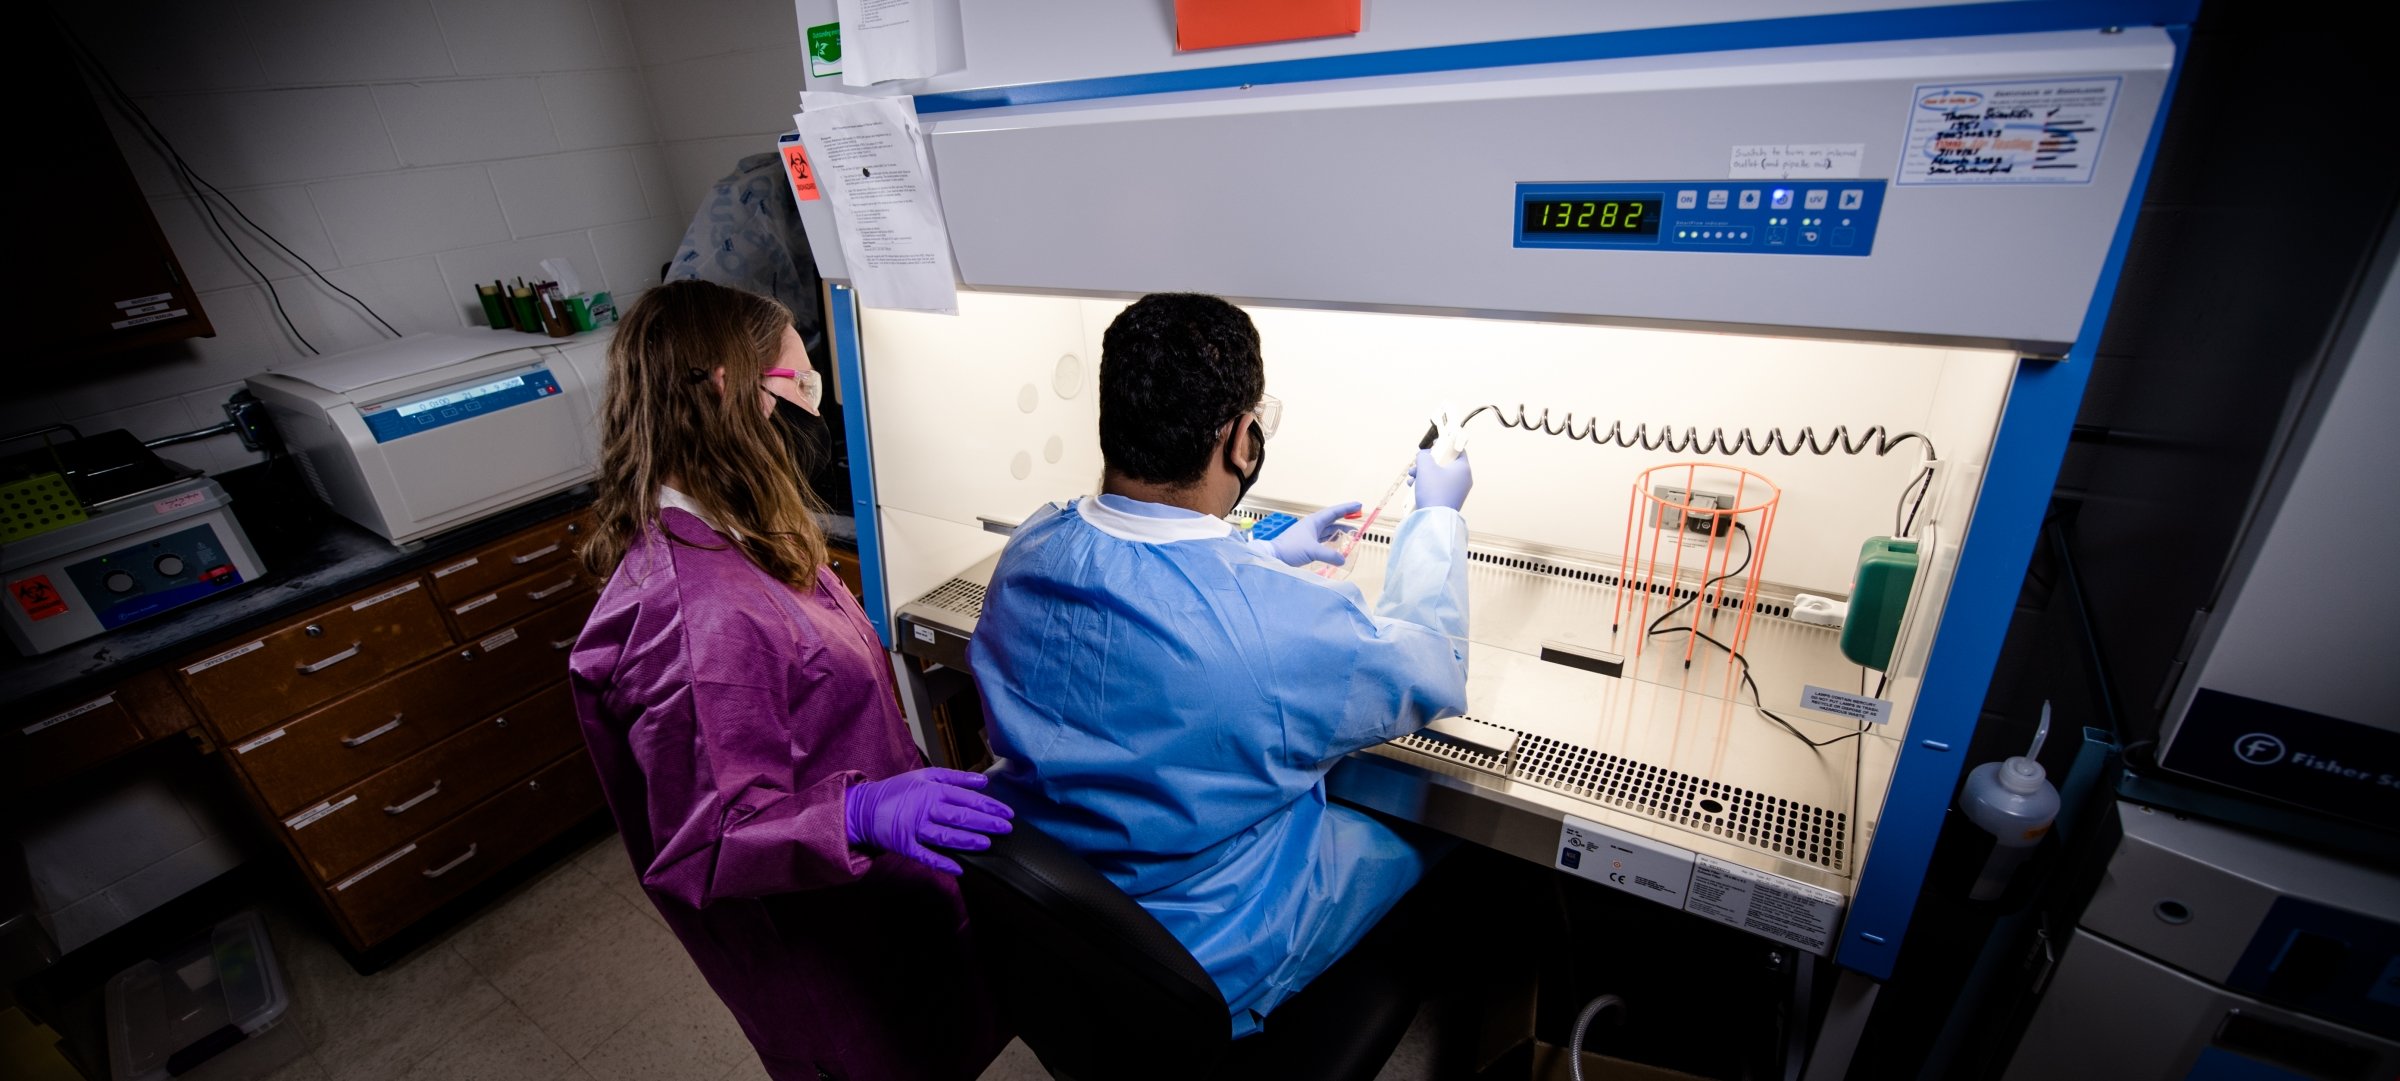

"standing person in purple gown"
[570, 280, 1013, 1080]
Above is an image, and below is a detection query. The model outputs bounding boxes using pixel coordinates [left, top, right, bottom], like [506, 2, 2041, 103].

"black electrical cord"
[1462, 404, 1939, 463]
[1630, 523, 1864, 751]
[55, 15, 403, 348]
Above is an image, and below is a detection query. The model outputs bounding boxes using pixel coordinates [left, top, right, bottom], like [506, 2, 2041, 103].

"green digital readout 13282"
[1522, 198, 1662, 236]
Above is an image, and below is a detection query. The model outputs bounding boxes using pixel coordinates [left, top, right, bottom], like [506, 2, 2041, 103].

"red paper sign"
[782, 142, 821, 202]
[10, 574, 69, 621]
[1175, 0, 1360, 51]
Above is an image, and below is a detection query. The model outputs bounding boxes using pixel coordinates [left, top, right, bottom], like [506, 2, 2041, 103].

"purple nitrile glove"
[843, 767, 1014, 875]
[1410, 448, 1473, 513]
[1266, 501, 1364, 567]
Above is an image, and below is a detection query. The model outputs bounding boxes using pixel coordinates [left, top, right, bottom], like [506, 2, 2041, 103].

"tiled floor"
[194, 832, 1444, 1081]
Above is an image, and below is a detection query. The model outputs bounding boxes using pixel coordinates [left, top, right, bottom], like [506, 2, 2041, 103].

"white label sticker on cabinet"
[114, 293, 174, 309]
[1898, 77, 2121, 185]
[914, 625, 936, 643]
[480, 628, 520, 651]
[285, 795, 358, 831]
[352, 581, 422, 611]
[1684, 855, 1844, 955]
[1730, 142, 1865, 179]
[110, 309, 190, 330]
[434, 557, 480, 578]
[25, 694, 115, 735]
[1798, 685, 1892, 725]
[184, 640, 264, 674]
[235, 727, 288, 754]
[1555, 815, 1695, 908]
[334, 844, 418, 891]
[454, 593, 499, 614]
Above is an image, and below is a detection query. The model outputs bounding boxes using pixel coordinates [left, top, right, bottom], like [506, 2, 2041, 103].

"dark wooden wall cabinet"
[24, 21, 213, 357]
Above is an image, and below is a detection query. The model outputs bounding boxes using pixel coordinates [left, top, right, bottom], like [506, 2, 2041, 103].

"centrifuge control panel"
[1514, 180, 1888, 256]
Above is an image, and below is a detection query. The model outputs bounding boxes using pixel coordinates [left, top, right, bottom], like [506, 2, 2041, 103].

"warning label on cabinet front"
[1684, 855, 1844, 955]
[1556, 816, 1696, 907]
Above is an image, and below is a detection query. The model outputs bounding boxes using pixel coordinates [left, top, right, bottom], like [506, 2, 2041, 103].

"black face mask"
[770, 393, 833, 487]
[1223, 417, 1265, 514]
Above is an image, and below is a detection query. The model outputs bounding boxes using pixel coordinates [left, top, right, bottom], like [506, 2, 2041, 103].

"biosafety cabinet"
[794, 3, 2193, 1074]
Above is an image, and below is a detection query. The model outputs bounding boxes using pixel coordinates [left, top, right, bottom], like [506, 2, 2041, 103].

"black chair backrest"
[958, 819, 1234, 1080]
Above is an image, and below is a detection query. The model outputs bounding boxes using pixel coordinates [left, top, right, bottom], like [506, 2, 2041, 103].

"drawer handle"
[384, 781, 443, 815]
[297, 642, 363, 674]
[526, 578, 576, 602]
[511, 543, 562, 565]
[550, 636, 576, 651]
[341, 714, 404, 747]
[422, 844, 479, 878]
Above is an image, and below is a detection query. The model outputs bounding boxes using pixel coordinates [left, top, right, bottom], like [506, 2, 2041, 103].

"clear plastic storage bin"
[104, 911, 294, 1081]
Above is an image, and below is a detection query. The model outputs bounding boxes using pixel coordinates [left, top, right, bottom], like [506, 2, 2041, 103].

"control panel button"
[1706, 190, 1729, 209]
[1738, 190, 1761, 210]
[1769, 188, 1794, 210]
[1831, 227, 1857, 248]
[1803, 190, 1829, 210]
[1839, 189, 1865, 210]
[1676, 190, 1698, 210]
[1799, 228, 1822, 245]
[155, 554, 187, 577]
[104, 570, 137, 594]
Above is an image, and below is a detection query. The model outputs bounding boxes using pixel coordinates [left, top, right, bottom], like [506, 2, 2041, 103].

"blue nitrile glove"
[1410, 448, 1473, 513]
[1265, 501, 1364, 567]
[843, 768, 1014, 874]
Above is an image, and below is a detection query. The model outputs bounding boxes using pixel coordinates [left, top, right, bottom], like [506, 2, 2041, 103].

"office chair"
[957, 819, 1421, 1081]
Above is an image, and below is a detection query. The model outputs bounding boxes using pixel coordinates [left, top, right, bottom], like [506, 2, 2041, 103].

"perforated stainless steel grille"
[1392, 718, 1847, 871]
[919, 578, 987, 618]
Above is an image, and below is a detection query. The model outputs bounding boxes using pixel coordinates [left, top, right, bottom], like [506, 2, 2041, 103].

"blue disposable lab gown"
[969, 494, 1470, 1035]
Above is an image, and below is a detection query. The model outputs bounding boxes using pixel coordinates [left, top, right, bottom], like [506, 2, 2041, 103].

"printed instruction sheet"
[795, 93, 959, 314]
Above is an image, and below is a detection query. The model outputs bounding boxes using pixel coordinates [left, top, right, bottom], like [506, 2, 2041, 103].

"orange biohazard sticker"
[11, 574, 69, 621]
[782, 141, 820, 202]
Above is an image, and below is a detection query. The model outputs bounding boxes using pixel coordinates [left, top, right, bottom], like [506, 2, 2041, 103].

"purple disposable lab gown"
[570, 508, 1004, 1081]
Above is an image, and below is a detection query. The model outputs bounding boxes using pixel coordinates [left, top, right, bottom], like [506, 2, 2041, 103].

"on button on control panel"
[1804, 190, 1829, 210]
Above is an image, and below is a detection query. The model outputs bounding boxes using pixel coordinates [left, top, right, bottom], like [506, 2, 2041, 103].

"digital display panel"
[1522, 197, 1663, 236]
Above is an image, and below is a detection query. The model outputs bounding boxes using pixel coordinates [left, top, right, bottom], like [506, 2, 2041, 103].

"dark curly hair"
[1098, 293, 1265, 488]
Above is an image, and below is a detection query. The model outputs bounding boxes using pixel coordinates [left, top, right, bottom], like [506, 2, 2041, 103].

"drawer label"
[433, 557, 480, 578]
[480, 628, 521, 652]
[185, 640, 265, 674]
[454, 593, 500, 614]
[285, 794, 358, 831]
[352, 581, 423, 611]
[235, 727, 288, 754]
[914, 625, 937, 643]
[333, 843, 417, 891]
[1684, 855, 1843, 955]
[25, 694, 116, 735]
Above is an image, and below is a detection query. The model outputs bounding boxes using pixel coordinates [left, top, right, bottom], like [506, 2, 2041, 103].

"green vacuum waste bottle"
[1841, 536, 1919, 672]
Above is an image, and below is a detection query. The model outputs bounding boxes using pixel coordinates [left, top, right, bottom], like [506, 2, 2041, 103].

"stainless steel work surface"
[896, 511, 1881, 896]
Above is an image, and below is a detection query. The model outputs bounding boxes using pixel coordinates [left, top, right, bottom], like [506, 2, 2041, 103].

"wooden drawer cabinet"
[428, 513, 592, 607]
[445, 566, 588, 641]
[827, 544, 864, 601]
[281, 682, 581, 882]
[178, 580, 449, 740]
[327, 749, 603, 946]
[14, 669, 201, 787]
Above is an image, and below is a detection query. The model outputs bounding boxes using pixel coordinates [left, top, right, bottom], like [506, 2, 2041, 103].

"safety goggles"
[1249, 394, 1283, 441]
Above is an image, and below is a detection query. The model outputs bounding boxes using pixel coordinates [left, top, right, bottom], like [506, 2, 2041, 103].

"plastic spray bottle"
[1959, 701, 2061, 901]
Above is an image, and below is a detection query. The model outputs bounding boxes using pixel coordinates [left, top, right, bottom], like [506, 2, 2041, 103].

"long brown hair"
[581, 280, 828, 586]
